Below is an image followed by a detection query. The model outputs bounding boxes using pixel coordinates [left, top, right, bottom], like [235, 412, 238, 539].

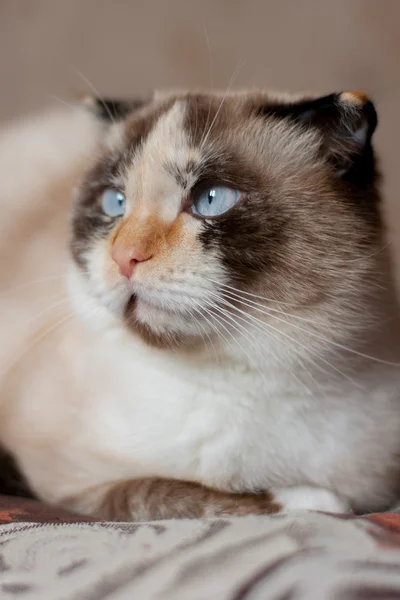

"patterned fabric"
[0, 509, 400, 598]
[0, 495, 96, 524]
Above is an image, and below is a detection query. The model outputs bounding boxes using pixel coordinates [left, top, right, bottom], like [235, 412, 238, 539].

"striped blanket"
[0, 503, 400, 599]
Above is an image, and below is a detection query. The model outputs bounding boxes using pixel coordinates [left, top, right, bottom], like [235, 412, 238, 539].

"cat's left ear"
[78, 94, 146, 122]
[269, 91, 378, 185]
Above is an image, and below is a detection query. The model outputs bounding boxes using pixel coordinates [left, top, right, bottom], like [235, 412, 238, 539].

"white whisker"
[216, 287, 400, 367]
[200, 59, 245, 150]
[24, 296, 72, 326]
[207, 280, 316, 322]
[207, 289, 363, 389]
[189, 304, 219, 363]
[189, 297, 237, 357]
[71, 66, 116, 126]
[190, 295, 295, 391]
[347, 242, 390, 263]
[0, 312, 74, 381]
[48, 94, 81, 113]
[0, 275, 65, 299]
[204, 277, 295, 305]
[197, 27, 214, 149]
[213, 299, 316, 395]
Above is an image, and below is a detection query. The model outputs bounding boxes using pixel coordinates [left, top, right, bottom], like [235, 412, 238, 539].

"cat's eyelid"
[85, 181, 125, 199]
[86, 179, 122, 192]
[190, 178, 245, 195]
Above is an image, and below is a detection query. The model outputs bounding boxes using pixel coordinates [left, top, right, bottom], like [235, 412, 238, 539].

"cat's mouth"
[126, 293, 137, 309]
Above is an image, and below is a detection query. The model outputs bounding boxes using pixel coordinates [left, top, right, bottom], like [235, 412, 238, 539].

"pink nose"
[111, 246, 148, 279]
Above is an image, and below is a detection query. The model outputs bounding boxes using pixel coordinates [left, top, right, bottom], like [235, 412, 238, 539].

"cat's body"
[1, 90, 400, 519]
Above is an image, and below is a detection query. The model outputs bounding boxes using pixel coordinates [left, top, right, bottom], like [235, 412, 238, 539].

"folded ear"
[78, 94, 147, 122]
[268, 91, 378, 186]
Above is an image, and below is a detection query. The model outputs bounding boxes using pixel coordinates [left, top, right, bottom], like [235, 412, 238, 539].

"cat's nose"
[111, 246, 149, 279]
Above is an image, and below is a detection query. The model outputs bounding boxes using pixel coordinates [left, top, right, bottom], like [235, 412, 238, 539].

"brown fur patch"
[93, 477, 282, 521]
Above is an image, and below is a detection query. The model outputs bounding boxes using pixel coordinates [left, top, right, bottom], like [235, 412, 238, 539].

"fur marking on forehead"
[122, 101, 200, 222]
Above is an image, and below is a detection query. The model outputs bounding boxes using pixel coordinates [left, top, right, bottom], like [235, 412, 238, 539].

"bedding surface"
[0, 495, 399, 599]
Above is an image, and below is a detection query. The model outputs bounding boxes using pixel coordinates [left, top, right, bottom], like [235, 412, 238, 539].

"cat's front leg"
[63, 478, 349, 521]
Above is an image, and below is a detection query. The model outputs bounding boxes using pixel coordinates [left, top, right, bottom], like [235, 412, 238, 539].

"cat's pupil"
[208, 190, 215, 204]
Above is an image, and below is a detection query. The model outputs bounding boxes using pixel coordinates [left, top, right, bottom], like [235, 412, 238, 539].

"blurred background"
[1, 0, 400, 235]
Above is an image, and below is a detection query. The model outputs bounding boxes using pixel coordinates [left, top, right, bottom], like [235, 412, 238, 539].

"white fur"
[272, 487, 351, 513]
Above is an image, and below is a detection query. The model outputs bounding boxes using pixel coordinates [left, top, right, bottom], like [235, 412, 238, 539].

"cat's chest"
[74, 339, 334, 488]
[86, 345, 265, 453]
[9, 327, 400, 501]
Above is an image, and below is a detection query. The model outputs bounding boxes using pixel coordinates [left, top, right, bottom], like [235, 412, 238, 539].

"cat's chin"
[124, 294, 201, 349]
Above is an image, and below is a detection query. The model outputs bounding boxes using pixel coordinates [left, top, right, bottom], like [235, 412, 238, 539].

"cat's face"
[70, 90, 382, 354]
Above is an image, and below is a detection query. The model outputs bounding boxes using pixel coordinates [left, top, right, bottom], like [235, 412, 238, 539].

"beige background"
[1, 0, 399, 232]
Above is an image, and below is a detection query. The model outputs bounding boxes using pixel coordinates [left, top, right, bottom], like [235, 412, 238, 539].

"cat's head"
[69, 90, 382, 357]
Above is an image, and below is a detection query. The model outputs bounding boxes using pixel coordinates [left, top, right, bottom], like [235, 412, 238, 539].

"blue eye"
[192, 186, 241, 218]
[100, 188, 126, 217]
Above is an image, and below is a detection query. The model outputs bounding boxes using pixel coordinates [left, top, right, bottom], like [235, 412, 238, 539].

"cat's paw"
[272, 486, 351, 514]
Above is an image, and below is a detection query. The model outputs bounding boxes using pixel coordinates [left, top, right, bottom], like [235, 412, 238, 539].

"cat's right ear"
[78, 94, 146, 122]
[262, 92, 378, 187]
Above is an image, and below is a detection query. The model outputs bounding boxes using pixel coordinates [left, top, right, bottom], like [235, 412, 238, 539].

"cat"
[1, 88, 400, 520]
